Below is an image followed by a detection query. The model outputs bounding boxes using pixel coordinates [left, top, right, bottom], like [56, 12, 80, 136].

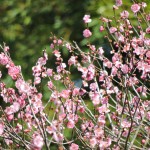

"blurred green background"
[0, 0, 149, 80]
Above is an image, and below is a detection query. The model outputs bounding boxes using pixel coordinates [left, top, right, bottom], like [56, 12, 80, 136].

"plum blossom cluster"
[83, 15, 92, 38]
[0, 1, 150, 150]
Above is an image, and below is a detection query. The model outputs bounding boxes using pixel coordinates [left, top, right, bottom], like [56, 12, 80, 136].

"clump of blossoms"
[0, 1, 150, 150]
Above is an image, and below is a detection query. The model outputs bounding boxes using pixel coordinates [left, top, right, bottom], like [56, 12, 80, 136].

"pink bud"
[100, 26, 105, 32]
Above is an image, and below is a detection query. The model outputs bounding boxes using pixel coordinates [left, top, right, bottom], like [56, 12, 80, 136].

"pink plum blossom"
[54, 74, 61, 80]
[60, 89, 71, 99]
[109, 27, 117, 34]
[83, 14, 92, 23]
[47, 81, 53, 89]
[146, 14, 150, 21]
[115, 0, 122, 6]
[67, 120, 75, 128]
[0, 53, 9, 65]
[66, 43, 72, 51]
[57, 63, 66, 73]
[121, 120, 131, 128]
[0, 123, 4, 135]
[83, 29, 92, 38]
[98, 47, 104, 56]
[94, 127, 104, 137]
[70, 143, 79, 150]
[98, 114, 106, 126]
[90, 138, 97, 148]
[146, 50, 150, 58]
[15, 79, 30, 93]
[31, 134, 44, 149]
[89, 91, 100, 105]
[47, 68, 53, 76]
[142, 2, 147, 8]
[34, 76, 41, 85]
[15, 123, 22, 133]
[121, 64, 129, 74]
[53, 50, 61, 58]
[131, 4, 140, 13]
[90, 82, 97, 91]
[8, 65, 20, 80]
[146, 27, 150, 34]
[68, 56, 77, 66]
[53, 132, 64, 142]
[120, 10, 129, 19]
[57, 39, 63, 45]
[72, 87, 80, 96]
[98, 105, 110, 114]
